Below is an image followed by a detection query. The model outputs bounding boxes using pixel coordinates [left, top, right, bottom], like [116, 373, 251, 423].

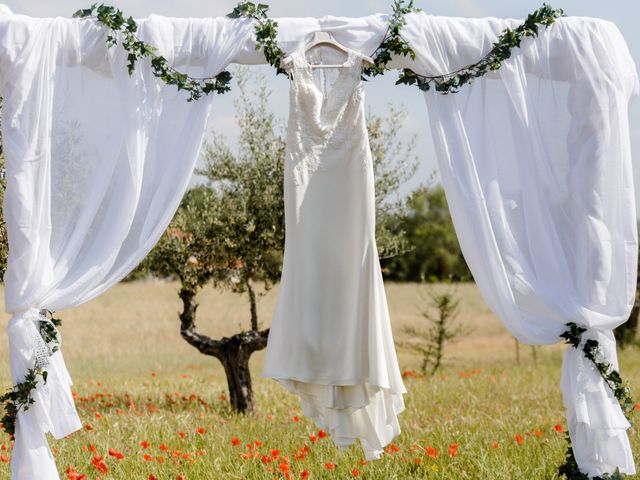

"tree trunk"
[246, 277, 259, 331]
[179, 286, 269, 413]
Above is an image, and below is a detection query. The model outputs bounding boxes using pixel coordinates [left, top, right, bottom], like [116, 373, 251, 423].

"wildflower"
[177, 476, 186, 480]
[425, 446, 439, 459]
[300, 470, 309, 479]
[94, 412, 102, 419]
[91, 458, 107, 474]
[0, 455, 9, 463]
[318, 430, 328, 439]
[195, 451, 204, 457]
[386, 443, 400, 453]
[148, 476, 157, 480]
[157, 456, 166, 463]
[554, 424, 563, 433]
[150, 372, 157, 378]
[515, 435, 524, 445]
[352, 468, 361, 476]
[359, 459, 367, 466]
[279, 462, 290, 474]
[143, 454, 154, 462]
[292, 415, 300, 422]
[534, 429, 542, 438]
[89, 445, 98, 453]
[325, 463, 336, 470]
[309, 435, 318, 443]
[108, 448, 124, 460]
[140, 441, 151, 449]
[196, 427, 207, 435]
[491, 442, 499, 449]
[231, 437, 241, 446]
[159, 444, 169, 451]
[178, 431, 186, 439]
[254, 440, 263, 447]
[448, 443, 459, 457]
[271, 449, 280, 458]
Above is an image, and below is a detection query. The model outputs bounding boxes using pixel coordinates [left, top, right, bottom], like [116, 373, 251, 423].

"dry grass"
[0, 281, 636, 479]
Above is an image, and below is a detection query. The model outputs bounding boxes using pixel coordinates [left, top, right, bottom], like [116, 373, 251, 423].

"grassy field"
[0, 281, 638, 479]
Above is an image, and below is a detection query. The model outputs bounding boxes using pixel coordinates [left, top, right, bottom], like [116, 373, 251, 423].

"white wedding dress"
[262, 45, 406, 460]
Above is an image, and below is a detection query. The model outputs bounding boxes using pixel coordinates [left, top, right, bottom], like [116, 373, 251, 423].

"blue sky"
[3, 0, 639, 209]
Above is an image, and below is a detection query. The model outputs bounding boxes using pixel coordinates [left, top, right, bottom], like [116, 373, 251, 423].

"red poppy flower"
[309, 435, 318, 443]
[108, 448, 124, 460]
[148, 476, 157, 480]
[318, 430, 328, 439]
[352, 468, 361, 476]
[491, 442, 499, 449]
[300, 470, 309, 479]
[196, 427, 207, 435]
[178, 431, 186, 439]
[159, 444, 169, 452]
[554, 424, 563, 433]
[140, 441, 151, 449]
[324, 463, 336, 470]
[425, 446, 439, 459]
[515, 435, 524, 445]
[231, 437, 241, 446]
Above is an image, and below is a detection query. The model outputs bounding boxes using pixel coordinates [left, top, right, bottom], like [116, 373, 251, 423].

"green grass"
[0, 281, 638, 479]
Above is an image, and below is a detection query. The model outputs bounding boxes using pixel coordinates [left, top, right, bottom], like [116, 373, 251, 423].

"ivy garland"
[364, 0, 421, 78]
[558, 322, 635, 479]
[72, 4, 232, 101]
[0, 311, 62, 437]
[227, 2, 287, 76]
[394, 3, 565, 93]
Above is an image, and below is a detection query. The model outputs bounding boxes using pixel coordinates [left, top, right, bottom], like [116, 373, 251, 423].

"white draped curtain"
[0, 5, 637, 479]
[401, 13, 639, 477]
[0, 8, 253, 479]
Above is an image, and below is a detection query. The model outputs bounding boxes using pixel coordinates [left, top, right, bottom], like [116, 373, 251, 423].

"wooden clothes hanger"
[281, 31, 375, 69]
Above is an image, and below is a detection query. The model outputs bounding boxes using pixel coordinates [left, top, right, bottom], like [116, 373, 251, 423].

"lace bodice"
[284, 46, 370, 185]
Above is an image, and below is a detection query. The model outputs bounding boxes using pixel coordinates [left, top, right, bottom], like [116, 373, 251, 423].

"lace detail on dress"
[285, 47, 369, 186]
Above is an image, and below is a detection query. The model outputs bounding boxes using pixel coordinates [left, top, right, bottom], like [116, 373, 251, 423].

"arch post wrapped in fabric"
[0, 6, 254, 479]
[0, 4, 637, 479]
[398, 12, 639, 477]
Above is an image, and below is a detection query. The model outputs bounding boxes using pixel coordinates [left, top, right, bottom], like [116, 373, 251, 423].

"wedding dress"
[262, 45, 406, 460]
